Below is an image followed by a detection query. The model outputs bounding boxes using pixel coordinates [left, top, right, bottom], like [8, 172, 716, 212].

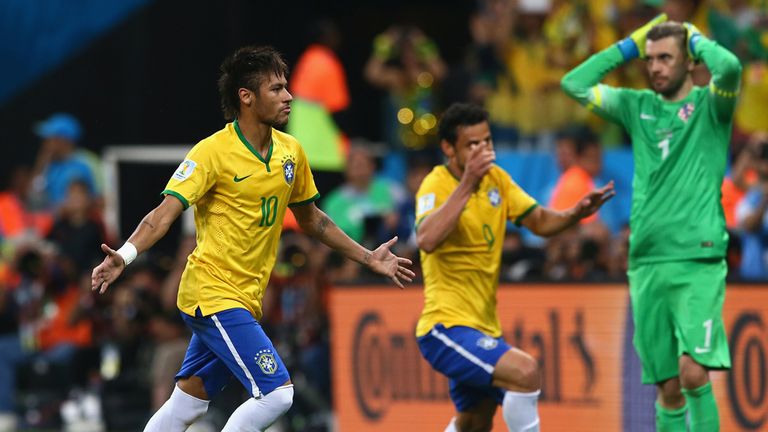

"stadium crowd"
[0, 0, 766, 430]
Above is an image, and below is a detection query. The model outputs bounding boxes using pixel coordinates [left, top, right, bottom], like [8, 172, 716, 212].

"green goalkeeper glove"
[616, 14, 668, 60]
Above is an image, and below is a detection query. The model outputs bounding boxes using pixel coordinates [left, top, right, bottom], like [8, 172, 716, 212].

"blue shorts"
[417, 324, 511, 412]
[175, 308, 289, 399]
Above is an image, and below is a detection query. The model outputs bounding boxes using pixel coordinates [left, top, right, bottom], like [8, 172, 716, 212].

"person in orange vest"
[549, 129, 606, 228]
[287, 19, 350, 196]
[0, 166, 52, 241]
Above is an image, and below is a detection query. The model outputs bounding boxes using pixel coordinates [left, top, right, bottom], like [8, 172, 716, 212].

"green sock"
[682, 382, 719, 432]
[656, 401, 688, 432]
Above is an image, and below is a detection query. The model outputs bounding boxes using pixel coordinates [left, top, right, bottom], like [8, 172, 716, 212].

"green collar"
[657, 86, 698, 106]
[234, 119, 273, 170]
[444, 163, 461, 181]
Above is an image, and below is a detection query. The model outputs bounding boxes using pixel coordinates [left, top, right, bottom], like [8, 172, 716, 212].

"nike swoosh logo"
[233, 174, 253, 183]
[640, 113, 656, 120]
[694, 347, 710, 354]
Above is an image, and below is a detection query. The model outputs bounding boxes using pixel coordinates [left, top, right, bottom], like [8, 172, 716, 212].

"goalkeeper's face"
[645, 36, 693, 97]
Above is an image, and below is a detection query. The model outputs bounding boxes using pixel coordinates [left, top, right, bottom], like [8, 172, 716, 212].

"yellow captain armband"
[709, 83, 738, 98]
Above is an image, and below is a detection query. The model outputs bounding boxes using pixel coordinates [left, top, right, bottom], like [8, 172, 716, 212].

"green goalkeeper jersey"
[562, 38, 742, 265]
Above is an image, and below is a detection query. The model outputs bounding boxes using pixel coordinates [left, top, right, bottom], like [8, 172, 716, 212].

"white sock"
[0, 413, 17, 432]
[221, 385, 294, 432]
[444, 417, 457, 432]
[143, 385, 209, 432]
[502, 390, 540, 432]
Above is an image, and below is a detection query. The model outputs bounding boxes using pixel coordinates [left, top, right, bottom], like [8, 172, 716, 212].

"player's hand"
[366, 236, 415, 289]
[683, 22, 703, 60]
[462, 142, 495, 189]
[574, 181, 615, 219]
[617, 14, 667, 60]
[91, 244, 126, 294]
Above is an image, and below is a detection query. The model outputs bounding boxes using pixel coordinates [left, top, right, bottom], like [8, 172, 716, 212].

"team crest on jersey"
[255, 349, 278, 375]
[477, 336, 498, 350]
[488, 187, 501, 207]
[281, 155, 296, 185]
[678, 103, 695, 122]
[172, 159, 196, 181]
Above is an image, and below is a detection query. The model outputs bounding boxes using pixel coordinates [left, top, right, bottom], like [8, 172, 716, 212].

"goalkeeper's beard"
[652, 71, 688, 98]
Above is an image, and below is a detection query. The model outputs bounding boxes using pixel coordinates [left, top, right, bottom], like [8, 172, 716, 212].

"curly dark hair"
[437, 103, 489, 145]
[217, 45, 289, 121]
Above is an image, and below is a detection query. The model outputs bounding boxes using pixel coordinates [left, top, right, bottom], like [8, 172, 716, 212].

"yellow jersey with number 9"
[163, 120, 319, 319]
[415, 165, 537, 337]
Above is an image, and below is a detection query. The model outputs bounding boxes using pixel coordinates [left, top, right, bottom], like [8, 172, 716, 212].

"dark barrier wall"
[329, 284, 768, 431]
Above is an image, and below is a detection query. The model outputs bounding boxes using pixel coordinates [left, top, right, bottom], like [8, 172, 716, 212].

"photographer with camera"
[736, 133, 768, 280]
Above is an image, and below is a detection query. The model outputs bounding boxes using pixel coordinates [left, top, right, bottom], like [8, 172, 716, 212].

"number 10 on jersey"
[260, 196, 278, 227]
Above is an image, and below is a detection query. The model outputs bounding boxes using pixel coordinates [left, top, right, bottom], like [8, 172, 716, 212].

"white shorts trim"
[430, 327, 495, 374]
[212, 314, 261, 397]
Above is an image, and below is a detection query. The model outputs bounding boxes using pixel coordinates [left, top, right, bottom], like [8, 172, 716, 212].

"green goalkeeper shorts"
[628, 258, 731, 384]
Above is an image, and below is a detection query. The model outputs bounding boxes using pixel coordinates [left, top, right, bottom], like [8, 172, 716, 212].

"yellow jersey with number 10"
[415, 165, 537, 337]
[163, 120, 319, 319]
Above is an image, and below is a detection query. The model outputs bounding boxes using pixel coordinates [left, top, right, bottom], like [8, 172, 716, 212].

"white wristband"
[115, 242, 138, 266]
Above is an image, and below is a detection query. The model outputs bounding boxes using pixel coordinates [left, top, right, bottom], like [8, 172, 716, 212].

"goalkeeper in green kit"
[562, 14, 741, 432]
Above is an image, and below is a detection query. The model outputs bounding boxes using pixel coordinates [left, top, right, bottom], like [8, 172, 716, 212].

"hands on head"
[617, 13, 668, 60]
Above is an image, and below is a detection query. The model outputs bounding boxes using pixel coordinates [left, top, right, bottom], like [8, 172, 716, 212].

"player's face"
[252, 73, 293, 128]
[645, 37, 692, 97]
[444, 121, 493, 172]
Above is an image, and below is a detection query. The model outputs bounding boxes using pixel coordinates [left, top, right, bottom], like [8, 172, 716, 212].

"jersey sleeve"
[287, 142, 320, 207]
[162, 142, 218, 209]
[414, 170, 448, 227]
[500, 168, 538, 226]
[561, 46, 633, 126]
[696, 37, 742, 123]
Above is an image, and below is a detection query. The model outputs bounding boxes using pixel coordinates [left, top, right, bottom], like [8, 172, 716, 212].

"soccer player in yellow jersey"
[90, 46, 414, 432]
[415, 103, 614, 432]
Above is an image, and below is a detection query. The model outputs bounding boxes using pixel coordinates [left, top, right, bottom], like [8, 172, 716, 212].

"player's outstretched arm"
[292, 203, 415, 288]
[91, 195, 184, 294]
[520, 181, 615, 237]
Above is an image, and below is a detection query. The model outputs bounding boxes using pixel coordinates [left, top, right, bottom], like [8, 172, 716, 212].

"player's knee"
[658, 390, 685, 408]
[177, 376, 208, 400]
[657, 379, 685, 408]
[516, 355, 541, 392]
[679, 356, 708, 389]
[680, 368, 709, 389]
[265, 385, 294, 416]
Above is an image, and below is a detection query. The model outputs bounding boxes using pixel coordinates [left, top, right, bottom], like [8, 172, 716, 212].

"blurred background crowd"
[0, 0, 766, 430]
